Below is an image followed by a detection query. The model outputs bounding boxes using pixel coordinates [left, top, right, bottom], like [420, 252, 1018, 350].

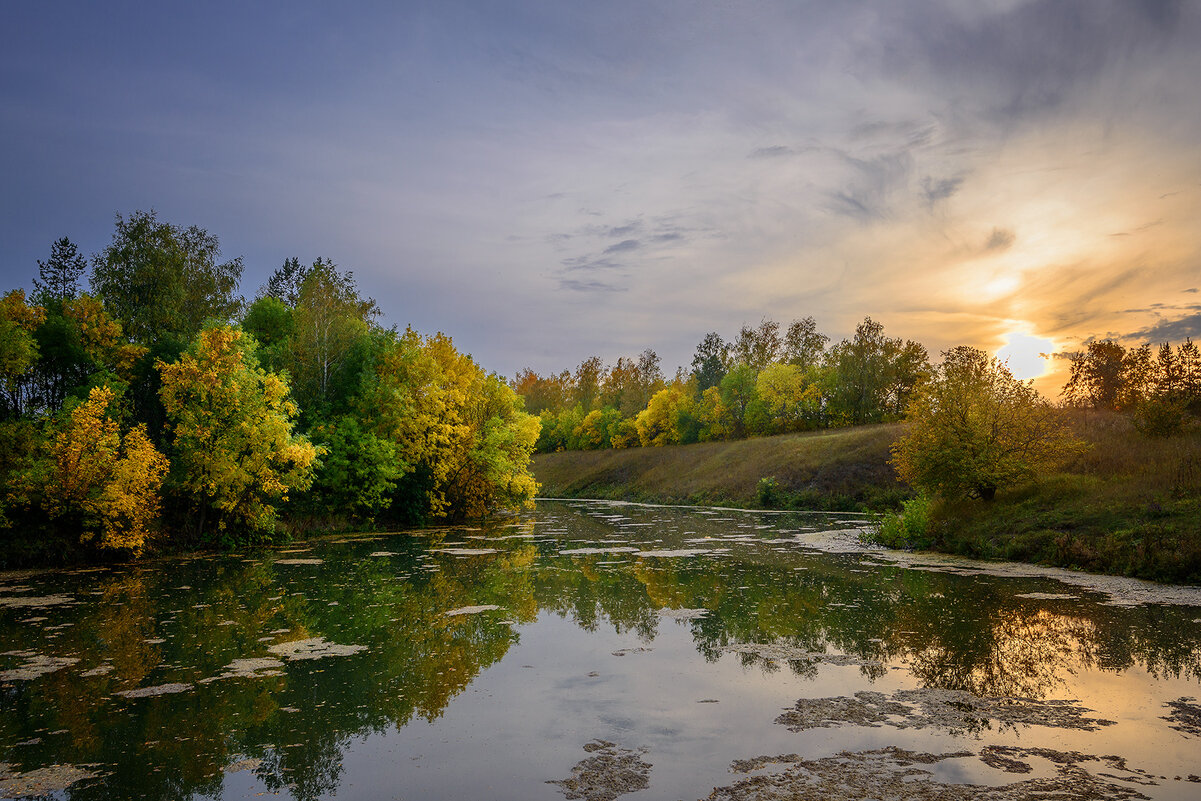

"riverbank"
[532, 423, 909, 511]
[531, 413, 1201, 585]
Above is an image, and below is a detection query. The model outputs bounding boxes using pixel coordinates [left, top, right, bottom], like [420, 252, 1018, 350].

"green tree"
[0, 290, 45, 419]
[33, 237, 87, 304]
[158, 326, 318, 541]
[691, 332, 729, 392]
[892, 346, 1084, 501]
[241, 295, 295, 374]
[1063, 340, 1127, 410]
[783, 316, 828, 370]
[92, 210, 243, 345]
[291, 259, 378, 416]
[733, 318, 782, 372]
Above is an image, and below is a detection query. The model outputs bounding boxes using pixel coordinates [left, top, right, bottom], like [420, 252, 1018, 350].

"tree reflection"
[0, 502, 1198, 800]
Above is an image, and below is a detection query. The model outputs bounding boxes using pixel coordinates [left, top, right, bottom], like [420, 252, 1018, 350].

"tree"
[572, 356, 606, 410]
[158, 326, 318, 540]
[32, 385, 168, 554]
[0, 290, 45, 419]
[756, 363, 820, 433]
[263, 256, 309, 306]
[691, 332, 729, 392]
[92, 210, 243, 345]
[361, 328, 539, 520]
[892, 346, 1085, 501]
[733, 318, 782, 372]
[783, 316, 828, 370]
[33, 237, 87, 303]
[290, 259, 378, 415]
[826, 317, 897, 425]
[1063, 340, 1127, 410]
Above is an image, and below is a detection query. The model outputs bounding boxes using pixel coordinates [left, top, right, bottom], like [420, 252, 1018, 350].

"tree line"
[516, 316, 931, 451]
[0, 211, 539, 561]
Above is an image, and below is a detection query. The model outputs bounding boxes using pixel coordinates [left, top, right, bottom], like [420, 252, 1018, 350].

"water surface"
[2, 500, 1200, 800]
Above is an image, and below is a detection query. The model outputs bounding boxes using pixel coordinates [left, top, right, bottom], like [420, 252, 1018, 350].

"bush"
[1132, 396, 1191, 437]
[756, 476, 782, 508]
[870, 493, 933, 549]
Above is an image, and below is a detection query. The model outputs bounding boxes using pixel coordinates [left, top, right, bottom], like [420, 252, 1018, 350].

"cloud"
[559, 278, 626, 293]
[561, 255, 623, 272]
[749, 145, 794, 159]
[984, 227, 1016, 252]
[922, 175, 965, 206]
[824, 151, 913, 222]
[1130, 312, 1201, 342]
[603, 238, 641, 254]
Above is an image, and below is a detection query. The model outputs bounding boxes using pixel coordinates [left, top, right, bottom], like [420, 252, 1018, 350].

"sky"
[3, 0, 1199, 395]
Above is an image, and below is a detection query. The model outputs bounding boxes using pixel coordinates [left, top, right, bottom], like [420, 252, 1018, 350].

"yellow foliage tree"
[364, 328, 539, 519]
[756, 363, 822, 432]
[892, 346, 1085, 500]
[158, 326, 318, 538]
[635, 384, 691, 447]
[39, 386, 168, 554]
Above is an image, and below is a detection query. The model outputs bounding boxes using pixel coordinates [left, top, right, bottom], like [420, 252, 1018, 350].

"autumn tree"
[29, 385, 168, 554]
[893, 347, 1085, 501]
[158, 326, 318, 540]
[361, 328, 540, 521]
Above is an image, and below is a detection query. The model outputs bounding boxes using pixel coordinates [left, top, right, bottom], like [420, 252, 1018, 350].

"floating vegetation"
[115, 682, 194, 698]
[80, 664, 113, 677]
[0, 593, 74, 609]
[721, 643, 881, 668]
[444, 605, 500, 616]
[776, 689, 1115, 734]
[634, 548, 710, 558]
[709, 746, 1154, 801]
[200, 657, 286, 682]
[0, 762, 99, 797]
[657, 608, 710, 621]
[558, 547, 641, 555]
[368, 551, 397, 557]
[611, 648, 652, 657]
[266, 637, 367, 661]
[0, 651, 79, 681]
[1162, 697, 1201, 736]
[546, 740, 651, 801]
[223, 757, 262, 773]
[433, 548, 498, 556]
[274, 558, 324, 565]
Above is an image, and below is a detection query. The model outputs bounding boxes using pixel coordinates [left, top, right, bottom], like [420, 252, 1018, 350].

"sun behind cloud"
[996, 329, 1057, 382]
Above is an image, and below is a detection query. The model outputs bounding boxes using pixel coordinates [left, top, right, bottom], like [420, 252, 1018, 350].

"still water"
[2, 500, 1200, 800]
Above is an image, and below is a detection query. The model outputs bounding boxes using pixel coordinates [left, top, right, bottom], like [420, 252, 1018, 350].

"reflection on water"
[0, 500, 1199, 800]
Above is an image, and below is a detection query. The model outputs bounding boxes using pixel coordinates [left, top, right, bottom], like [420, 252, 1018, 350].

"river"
[2, 499, 1200, 800]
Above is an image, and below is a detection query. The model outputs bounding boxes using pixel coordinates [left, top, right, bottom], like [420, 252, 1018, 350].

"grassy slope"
[929, 412, 1201, 584]
[532, 413, 1201, 584]
[532, 423, 909, 510]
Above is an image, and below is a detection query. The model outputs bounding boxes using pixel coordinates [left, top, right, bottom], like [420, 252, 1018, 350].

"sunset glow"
[2, 2, 1199, 393]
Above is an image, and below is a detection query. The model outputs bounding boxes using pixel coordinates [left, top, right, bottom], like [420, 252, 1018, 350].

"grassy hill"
[532, 423, 909, 510]
[532, 414, 1201, 584]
